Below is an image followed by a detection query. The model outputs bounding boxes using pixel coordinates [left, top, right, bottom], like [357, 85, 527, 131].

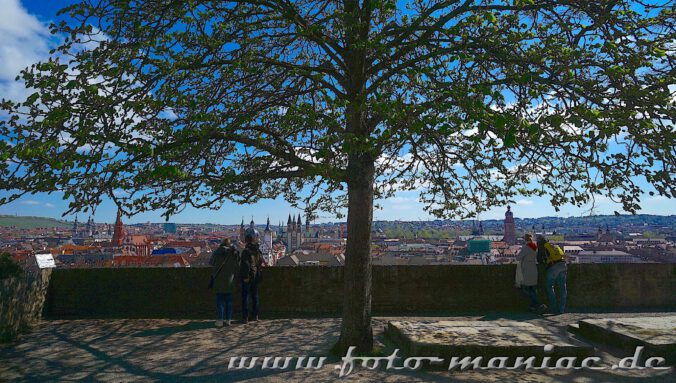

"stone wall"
[0, 269, 52, 342]
[43, 264, 675, 319]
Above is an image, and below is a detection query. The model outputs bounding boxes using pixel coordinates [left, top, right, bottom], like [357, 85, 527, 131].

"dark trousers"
[521, 285, 540, 308]
[216, 293, 233, 321]
[241, 281, 259, 319]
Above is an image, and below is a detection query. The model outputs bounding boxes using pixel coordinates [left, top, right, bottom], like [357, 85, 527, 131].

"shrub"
[0, 252, 23, 279]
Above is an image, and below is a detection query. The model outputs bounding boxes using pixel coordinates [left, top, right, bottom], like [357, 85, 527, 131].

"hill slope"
[0, 215, 70, 229]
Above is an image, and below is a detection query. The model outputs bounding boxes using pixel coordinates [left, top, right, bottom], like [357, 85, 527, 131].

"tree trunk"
[336, 0, 374, 355]
[336, 151, 375, 355]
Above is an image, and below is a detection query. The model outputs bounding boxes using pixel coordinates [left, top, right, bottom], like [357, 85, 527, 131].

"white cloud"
[0, 0, 53, 102]
[515, 199, 533, 206]
[158, 108, 178, 120]
[387, 196, 416, 205]
[44, 202, 55, 208]
[19, 199, 40, 205]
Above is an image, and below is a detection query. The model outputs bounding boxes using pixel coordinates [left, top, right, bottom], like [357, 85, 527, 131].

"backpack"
[544, 242, 565, 264]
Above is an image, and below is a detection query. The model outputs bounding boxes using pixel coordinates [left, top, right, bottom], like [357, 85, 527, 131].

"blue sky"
[0, 0, 673, 224]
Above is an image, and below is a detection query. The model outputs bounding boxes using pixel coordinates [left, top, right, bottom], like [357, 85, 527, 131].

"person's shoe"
[215, 320, 223, 328]
[537, 304, 548, 314]
[225, 320, 231, 326]
[253, 316, 259, 322]
[242, 318, 248, 324]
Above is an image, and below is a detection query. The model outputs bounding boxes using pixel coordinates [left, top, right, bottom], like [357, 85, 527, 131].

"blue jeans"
[521, 285, 540, 309]
[546, 262, 567, 314]
[216, 293, 233, 321]
[241, 281, 259, 320]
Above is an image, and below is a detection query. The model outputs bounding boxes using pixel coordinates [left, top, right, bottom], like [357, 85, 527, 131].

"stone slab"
[385, 320, 594, 368]
[575, 316, 676, 364]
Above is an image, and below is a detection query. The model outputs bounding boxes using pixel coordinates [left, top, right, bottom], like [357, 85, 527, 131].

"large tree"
[1, 0, 674, 352]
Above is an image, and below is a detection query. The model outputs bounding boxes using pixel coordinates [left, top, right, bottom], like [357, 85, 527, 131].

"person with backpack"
[240, 233, 264, 323]
[536, 234, 568, 314]
[516, 233, 547, 313]
[209, 238, 240, 327]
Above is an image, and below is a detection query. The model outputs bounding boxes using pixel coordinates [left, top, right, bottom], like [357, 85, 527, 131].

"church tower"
[306, 213, 310, 235]
[286, 214, 292, 252]
[72, 216, 79, 238]
[112, 209, 124, 246]
[239, 218, 245, 243]
[262, 217, 273, 264]
[86, 216, 94, 237]
[503, 206, 516, 245]
[296, 213, 303, 249]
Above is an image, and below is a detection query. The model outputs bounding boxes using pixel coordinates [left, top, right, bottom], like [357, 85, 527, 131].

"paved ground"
[578, 316, 676, 347]
[1, 312, 674, 382]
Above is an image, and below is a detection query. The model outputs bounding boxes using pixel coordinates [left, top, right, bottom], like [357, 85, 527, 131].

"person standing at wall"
[516, 233, 547, 314]
[537, 234, 568, 315]
[209, 238, 239, 327]
[240, 233, 264, 323]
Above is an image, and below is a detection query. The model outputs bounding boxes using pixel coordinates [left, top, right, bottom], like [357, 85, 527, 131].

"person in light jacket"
[516, 233, 547, 313]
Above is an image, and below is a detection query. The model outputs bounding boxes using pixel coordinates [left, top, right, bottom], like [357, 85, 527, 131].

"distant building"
[261, 218, 273, 265]
[471, 221, 484, 236]
[276, 251, 345, 266]
[467, 239, 491, 254]
[286, 214, 303, 252]
[563, 246, 584, 255]
[86, 217, 94, 237]
[633, 238, 667, 247]
[503, 206, 516, 245]
[122, 235, 152, 257]
[72, 217, 79, 238]
[112, 209, 124, 246]
[574, 249, 644, 264]
[163, 223, 177, 234]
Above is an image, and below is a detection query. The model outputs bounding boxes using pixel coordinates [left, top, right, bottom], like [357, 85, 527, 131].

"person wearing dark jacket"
[240, 233, 264, 323]
[209, 238, 239, 327]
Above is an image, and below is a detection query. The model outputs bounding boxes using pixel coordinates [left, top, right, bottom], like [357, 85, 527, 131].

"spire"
[265, 216, 270, 232]
[287, 214, 292, 225]
[297, 213, 302, 227]
[250, 216, 255, 227]
[112, 209, 124, 246]
[241, 218, 244, 228]
[72, 216, 79, 238]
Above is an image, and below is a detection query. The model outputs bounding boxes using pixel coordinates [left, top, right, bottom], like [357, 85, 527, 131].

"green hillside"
[0, 215, 71, 229]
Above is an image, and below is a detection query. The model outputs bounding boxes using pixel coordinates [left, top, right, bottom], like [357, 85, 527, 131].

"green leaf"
[494, 114, 506, 130]
[25, 93, 40, 105]
[504, 127, 516, 147]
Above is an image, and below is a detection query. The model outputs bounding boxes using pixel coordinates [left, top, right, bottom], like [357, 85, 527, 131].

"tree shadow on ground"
[132, 320, 215, 337]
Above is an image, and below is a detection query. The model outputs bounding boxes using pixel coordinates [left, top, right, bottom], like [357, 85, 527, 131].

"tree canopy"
[1, 0, 673, 218]
[0, 0, 674, 352]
